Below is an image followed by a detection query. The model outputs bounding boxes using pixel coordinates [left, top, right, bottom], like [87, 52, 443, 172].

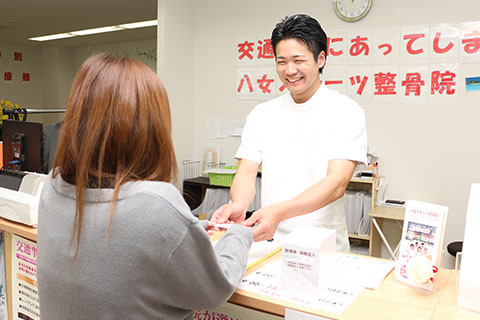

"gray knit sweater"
[37, 173, 252, 319]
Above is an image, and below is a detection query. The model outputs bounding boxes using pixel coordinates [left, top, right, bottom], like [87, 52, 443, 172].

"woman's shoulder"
[120, 181, 197, 223]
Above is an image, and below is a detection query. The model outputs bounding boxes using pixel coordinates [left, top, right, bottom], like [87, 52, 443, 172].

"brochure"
[394, 200, 448, 293]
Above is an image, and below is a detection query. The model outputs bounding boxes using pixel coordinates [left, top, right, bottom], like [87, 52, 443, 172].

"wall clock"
[333, 0, 372, 22]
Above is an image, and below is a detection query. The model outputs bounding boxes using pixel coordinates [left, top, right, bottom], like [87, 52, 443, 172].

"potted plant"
[0, 99, 25, 141]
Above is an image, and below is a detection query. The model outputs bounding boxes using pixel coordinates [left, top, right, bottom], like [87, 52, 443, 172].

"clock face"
[333, 0, 372, 22]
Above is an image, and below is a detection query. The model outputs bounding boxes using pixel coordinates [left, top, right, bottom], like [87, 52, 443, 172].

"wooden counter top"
[228, 248, 479, 319]
[0, 216, 37, 242]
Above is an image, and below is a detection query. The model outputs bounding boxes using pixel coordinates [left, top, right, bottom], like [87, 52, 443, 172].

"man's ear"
[317, 51, 326, 68]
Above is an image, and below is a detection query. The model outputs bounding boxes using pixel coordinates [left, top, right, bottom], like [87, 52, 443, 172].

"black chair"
[447, 241, 463, 257]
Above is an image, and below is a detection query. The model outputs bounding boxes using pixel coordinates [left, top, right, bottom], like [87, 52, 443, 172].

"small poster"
[465, 76, 480, 92]
[394, 200, 448, 293]
[11, 234, 40, 320]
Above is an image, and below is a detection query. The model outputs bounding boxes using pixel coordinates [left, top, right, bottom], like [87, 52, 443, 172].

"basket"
[207, 165, 236, 187]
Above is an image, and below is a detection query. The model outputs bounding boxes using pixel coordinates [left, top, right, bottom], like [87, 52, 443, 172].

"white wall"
[158, 0, 480, 265]
[157, 0, 195, 183]
[0, 45, 75, 125]
[74, 39, 157, 72]
[39, 46, 75, 124]
[0, 44, 50, 123]
[0, 38, 158, 129]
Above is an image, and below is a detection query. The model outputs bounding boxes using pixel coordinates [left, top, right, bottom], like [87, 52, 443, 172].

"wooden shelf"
[349, 233, 370, 241]
[346, 177, 377, 256]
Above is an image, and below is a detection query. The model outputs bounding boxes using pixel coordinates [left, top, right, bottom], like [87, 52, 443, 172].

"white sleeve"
[330, 99, 368, 164]
[234, 109, 263, 165]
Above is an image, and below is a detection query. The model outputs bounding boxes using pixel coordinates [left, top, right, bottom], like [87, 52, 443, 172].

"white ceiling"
[0, 0, 157, 47]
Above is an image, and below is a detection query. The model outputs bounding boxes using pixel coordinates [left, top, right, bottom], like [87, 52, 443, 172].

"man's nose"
[285, 62, 297, 75]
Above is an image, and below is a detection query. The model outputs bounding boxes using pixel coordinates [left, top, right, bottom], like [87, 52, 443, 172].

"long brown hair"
[52, 53, 178, 263]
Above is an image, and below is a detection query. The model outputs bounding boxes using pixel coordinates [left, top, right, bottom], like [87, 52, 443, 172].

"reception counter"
[1, 220, 479, 320]
[209, 231, 479, 320]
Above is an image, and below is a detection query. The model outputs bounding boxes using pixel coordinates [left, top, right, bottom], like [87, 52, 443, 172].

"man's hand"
[210, 202, 247, 224]
[241, 205, 282, 241]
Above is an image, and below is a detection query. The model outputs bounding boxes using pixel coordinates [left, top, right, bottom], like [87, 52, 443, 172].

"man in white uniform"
[211, 14, 367, 252]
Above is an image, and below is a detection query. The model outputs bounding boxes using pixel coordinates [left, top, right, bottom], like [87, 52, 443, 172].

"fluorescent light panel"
[28, 19, 157, 42]
[120, 20, 157, 29]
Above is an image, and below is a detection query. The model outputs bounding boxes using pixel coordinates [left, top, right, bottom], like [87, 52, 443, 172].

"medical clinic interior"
[0, 0, 479, 319]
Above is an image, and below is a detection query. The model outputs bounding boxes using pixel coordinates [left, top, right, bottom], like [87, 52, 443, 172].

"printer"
[0, 170, 47, 227]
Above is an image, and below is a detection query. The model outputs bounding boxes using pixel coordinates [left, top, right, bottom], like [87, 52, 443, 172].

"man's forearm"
[274, 159, 356, 222]
[230, 159, 259, 213]
[230, 172, 257, 213]
[279, 174, 350, 221]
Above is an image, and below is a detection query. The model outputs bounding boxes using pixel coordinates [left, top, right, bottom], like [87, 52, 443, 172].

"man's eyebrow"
[277, 54, 307, 59]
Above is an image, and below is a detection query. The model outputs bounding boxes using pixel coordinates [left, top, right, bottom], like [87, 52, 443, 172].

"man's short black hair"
[271, 14, 328, 74]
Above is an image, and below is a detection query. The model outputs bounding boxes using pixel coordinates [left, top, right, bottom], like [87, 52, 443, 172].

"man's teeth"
[287, 78, 302, 83]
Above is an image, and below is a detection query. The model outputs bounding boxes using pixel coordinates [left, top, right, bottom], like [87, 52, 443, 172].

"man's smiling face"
[275, 38, 325, 103]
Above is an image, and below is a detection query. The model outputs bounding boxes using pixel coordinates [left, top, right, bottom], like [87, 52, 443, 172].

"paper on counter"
[247, 239, 282, 269]
[332, 254, 395, 290]
[238, 260, 363, 315]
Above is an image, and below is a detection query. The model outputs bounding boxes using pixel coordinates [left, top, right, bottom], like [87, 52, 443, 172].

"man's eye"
[295, 60, 305, 64]
[277, 61, 286, 65]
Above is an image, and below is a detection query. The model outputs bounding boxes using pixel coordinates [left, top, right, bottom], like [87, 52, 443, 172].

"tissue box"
[282, 227, 336, 297]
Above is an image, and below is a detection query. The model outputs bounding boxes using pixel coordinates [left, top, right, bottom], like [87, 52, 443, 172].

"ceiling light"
[28, 33, 77, 41]
[28, 19, 158, 42]
[119, 20, 158, 29]
[70, 25, 126, 36]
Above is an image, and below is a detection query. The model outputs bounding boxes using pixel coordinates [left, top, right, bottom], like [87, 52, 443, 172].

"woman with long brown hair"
[37, 53, 252, 319]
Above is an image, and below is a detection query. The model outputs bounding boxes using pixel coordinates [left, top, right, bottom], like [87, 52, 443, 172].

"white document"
[332, 254, 395, 290]
[247, 239, 282, 268]
[238, 260, 363, 315]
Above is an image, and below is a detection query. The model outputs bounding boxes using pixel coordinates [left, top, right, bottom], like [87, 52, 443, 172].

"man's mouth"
[286, 77, 303, 84]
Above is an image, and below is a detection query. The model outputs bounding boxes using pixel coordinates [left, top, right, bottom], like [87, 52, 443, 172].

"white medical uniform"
[236, 83, 367, 252]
